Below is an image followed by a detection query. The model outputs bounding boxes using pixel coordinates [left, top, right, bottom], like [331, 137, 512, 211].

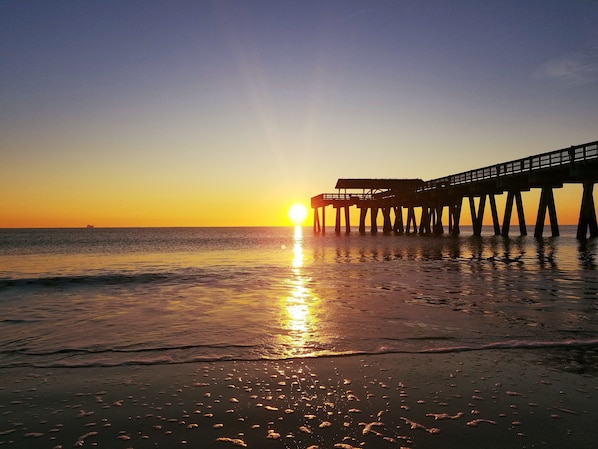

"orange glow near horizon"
[0, 183, 591, 229]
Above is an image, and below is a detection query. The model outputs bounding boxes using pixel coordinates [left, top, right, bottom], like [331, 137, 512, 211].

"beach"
[2, 349, 597, 449]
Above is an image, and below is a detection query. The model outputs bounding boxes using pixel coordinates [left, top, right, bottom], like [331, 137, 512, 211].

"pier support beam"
[577, 181, 598, 239]
[313, 208, 321, 233]
[359, 208, 367, 234]
[419, 206, 432, 234]
[393, 206, 404, 234]
[334, 206, 351, 235]
[449, 198, 462, 236]
[370, 207, 379, 234]
[469, 195, 486, 236]
[516, 193, 527, 236]
[489, 194, 501, 236]
[433, 204, 444, 235]
[406, 207, 417, 234]
[382, 207, 393, 234]
[321, 206, 326, 234]
[502, 191, 527, 237]
[535, 186, 559, 238]
[344, 206, 351, 234]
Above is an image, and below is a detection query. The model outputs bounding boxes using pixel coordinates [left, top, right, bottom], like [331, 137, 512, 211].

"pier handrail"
[418, 140, 598, 192]
[311, 193, 373, 202]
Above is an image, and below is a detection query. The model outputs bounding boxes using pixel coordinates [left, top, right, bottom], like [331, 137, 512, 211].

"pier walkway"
[311, 140, 598, 239]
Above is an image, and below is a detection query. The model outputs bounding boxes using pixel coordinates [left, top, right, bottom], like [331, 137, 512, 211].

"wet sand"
[1, 349, 596, 449]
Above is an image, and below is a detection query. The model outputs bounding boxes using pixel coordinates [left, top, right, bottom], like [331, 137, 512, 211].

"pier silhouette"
[311, 140, 598, 239]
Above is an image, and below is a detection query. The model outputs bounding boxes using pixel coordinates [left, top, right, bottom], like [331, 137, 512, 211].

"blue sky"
[1, 1, 597, 226]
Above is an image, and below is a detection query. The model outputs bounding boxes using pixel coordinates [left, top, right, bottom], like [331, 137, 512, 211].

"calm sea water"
[0, 226, 597, 368]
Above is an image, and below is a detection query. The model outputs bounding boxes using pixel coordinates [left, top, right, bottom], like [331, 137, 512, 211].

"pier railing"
[311, 193, 372, 203]
[419, 141, 598, 192]
[311, 190, 401, 206]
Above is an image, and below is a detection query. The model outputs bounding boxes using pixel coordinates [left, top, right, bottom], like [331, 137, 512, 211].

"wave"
[1, 342, 256, 357]
[0, 270, 224, 290]
[416, 338, 598, 353]
[0, 318, 41, 324]
[2, 338, 597, 370]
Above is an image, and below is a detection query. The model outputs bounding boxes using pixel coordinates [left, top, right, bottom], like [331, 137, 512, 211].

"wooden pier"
[311, 140, 598, 239]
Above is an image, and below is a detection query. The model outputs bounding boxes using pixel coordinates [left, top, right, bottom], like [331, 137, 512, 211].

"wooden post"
[577, 181, 598, 239]
[335, 207, 341, 235]
[419, 206, 431, 234]
[502, 191, 514, 237]
[548, 191, 559, 237]
[478, 195, 487, 236]
[359, 208, 367, 234]
[406, 206, 417, 234]
[394, 206, 404, 234]
[535, 186, 559, 238]
[489, 194, 500, 236]
[382, 207, 392, 234]
[344, 206, 351, 234]
[322, 206, 326, 234]
[515, 191, 527, 236]
[370, 207, 378, 234]
[469, 195, 486, 236]
[450, 198, 462, 236]
[535, 189, 546, 238]
[502, 191, 526, 237]
[313, 208, 320, 233]
[433, 204, 444, 235]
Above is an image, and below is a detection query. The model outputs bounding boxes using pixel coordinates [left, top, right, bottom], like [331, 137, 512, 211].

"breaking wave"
[2, 338, 598, 369]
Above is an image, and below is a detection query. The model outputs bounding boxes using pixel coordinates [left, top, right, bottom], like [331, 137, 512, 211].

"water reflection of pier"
[309, 230, 591, 270]
[311, 140, 598, 239]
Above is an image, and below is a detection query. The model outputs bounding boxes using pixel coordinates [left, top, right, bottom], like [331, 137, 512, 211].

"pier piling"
[577, 181, 598, 239]
[534, 186, 559, 238]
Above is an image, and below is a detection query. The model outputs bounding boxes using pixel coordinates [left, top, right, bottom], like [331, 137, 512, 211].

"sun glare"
[288, 203, 308, 226]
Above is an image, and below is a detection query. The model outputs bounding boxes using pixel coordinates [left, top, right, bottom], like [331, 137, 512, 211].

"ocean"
[1, 226, 597, 369]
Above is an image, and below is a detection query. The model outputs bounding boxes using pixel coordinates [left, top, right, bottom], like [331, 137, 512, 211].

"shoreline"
[1, 349, 596, 448]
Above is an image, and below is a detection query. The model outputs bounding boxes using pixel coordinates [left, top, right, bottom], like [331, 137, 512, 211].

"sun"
[288, 203, 308, 226]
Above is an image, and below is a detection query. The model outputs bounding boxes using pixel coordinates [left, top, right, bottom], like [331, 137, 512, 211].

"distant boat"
[86, 224, 95, 229]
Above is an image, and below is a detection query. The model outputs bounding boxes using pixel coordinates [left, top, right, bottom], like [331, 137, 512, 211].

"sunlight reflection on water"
[280, 226, 323, 357]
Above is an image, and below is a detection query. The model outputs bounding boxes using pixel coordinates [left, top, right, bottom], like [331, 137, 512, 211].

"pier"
[311, 140, 598, 239]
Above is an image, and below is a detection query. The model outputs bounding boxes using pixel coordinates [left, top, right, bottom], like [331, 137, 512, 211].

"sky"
[1, 0, 597, 228]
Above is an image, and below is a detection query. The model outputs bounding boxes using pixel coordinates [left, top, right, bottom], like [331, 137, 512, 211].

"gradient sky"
[2, 1, 597, 227]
